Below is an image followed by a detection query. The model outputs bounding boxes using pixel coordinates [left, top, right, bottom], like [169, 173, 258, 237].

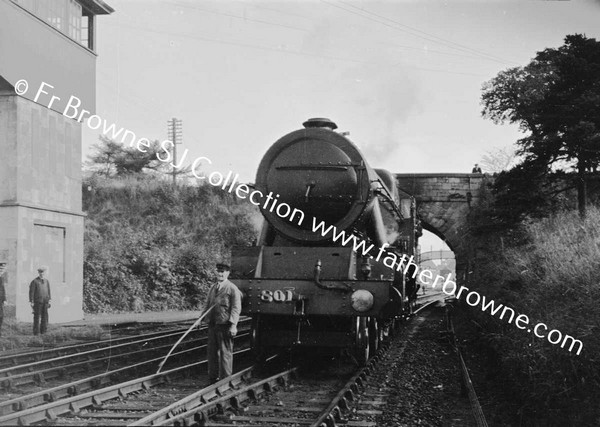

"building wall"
[0, 93, 85, 322]
[0, 0, 96, 115]
[0, 0, 106, 323]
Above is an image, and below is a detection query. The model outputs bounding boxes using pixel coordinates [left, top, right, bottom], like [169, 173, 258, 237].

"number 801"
[259, 289, 294, 302]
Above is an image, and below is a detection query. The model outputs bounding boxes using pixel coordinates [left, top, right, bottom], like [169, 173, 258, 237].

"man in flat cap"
[0, 263, 6, 336]
[199, 262, 242, 384]
[29, 266, 51, 335]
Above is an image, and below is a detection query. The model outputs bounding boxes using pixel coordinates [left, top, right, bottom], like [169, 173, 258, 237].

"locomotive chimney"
[302, 118, 338, 130]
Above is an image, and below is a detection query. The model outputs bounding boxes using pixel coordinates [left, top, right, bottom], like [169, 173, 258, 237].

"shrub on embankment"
[468, 206, 600, 424]
[82, 175, 258, 313]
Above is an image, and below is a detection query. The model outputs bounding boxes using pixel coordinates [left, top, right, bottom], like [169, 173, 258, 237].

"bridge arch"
[395, 173, 489, 284]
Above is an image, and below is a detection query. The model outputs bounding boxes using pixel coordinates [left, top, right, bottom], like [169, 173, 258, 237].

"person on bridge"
[472, 164, 482, 173]
[29, 266, 51, 335]
[199, 262, 242, 384]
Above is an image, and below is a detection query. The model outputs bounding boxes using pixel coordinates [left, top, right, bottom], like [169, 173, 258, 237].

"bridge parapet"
[395, 173, 486, 203]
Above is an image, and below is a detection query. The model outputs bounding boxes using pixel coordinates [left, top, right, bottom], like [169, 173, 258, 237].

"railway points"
[0, 297, 491, 426]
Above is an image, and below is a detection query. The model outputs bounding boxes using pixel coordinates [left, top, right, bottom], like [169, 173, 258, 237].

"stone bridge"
[395, 173, 491, 284]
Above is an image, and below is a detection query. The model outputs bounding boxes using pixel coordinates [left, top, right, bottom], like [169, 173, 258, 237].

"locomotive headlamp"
[351, 290, 374, 312]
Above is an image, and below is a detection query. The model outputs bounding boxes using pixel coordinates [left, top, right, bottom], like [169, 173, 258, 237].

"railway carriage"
[231, 118, 421, 364]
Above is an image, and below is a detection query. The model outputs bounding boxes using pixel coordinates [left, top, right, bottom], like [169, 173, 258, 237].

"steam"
[301, 16, 422, 164]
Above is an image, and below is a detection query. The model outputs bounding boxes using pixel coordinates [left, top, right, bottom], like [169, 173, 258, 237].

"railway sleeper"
[11, 401, 27, 412]
[1, 378, 13, 391]
[67, 385, 80, 396]
[33, 372, 45, 385]
[45, 408, 57, 421]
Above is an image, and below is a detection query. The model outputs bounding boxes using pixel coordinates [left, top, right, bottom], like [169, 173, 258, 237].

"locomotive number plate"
[259, 289, 295, 303]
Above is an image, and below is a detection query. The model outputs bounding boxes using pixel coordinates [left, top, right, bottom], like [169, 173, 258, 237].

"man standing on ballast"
[200, 262, 242, 384]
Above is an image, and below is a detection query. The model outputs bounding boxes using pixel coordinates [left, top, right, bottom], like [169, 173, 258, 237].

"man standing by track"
[29, 266, 51, 335]
[200, 262, 242, 384]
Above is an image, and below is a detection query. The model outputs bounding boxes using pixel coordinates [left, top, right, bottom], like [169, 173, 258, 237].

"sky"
[86, 0, 600, 251]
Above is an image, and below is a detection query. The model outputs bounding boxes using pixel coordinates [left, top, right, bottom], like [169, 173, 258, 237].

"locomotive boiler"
[231, 118, 420, 364]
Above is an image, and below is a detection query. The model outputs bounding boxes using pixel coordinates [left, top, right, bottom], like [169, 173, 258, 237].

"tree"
[482, 34, 600, 217]
[491, 160, 572, 227]
[479, 146, 519, 174]
[86, 136, 169, 177]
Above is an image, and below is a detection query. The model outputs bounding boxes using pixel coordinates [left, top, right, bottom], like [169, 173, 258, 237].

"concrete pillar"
[0, 85, 84, 322]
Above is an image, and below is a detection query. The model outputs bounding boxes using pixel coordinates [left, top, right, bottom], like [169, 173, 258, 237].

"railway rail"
[0, 332, 200, 390]
[0, 320, 251, 389]
[0, 347, 254, 426]
[0, 299, 444, 426]
[0, 326, 190, 369]
[133, 301, 441, 427]
[155, 305, 440, 426]
[0, 331, 251, 417]
[446, 301, 489, 427]
[0, 328, 249, 394]
[0, 318, 251, 369]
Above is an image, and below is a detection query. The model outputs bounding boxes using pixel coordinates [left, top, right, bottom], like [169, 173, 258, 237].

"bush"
[82, 175, 259, 313]
[468, 206, 600, 424]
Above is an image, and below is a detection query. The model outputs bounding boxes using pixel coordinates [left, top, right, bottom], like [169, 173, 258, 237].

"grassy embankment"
[83, 175, 259, 314]
[468, 205, 600, 425]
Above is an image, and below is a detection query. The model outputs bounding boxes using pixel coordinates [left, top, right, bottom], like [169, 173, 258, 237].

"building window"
[68, 0, 82, 41]
[11, 0, 86, 48]
[81, 14, 89, 47]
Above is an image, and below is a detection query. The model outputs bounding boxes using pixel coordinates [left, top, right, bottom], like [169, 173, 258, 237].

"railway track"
[0, 321, 251, 420]
[146, 306, 440, 426]
[446, 301, 488, 427]
[177, 300, 442, 427]
[0, 304, 442, 426]
[0, 344, 254, 425]
[0, 327, 190, 369]
[0, 318, 251, 370]
[0, 332, 200, 390]
[0, 331, 251, 418]
[0, 330, 248, 394]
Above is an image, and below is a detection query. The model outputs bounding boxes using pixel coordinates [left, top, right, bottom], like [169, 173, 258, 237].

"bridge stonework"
[395, 173, 489, 284]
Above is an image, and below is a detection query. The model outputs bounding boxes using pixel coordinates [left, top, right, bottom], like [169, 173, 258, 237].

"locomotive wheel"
[354, 317, 369, 366]
[368, 317, 379, 355]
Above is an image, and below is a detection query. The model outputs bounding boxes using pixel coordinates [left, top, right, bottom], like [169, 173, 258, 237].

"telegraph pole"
[167, 118, 182, 184]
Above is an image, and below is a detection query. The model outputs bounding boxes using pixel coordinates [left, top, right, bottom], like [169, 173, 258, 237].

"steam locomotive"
[231, 118, 421, 364]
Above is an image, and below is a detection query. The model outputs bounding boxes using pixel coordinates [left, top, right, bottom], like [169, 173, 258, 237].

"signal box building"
[0, 0, 113, 322]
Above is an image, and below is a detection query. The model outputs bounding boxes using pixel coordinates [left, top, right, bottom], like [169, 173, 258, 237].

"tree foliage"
[466, 204, 600, 425]
[86, 136, 168, 177]
[482, 34, 600, 216]
[83, 175, 259, 313]
[479, 146, 519, 174]
[481, 160, 573, 229]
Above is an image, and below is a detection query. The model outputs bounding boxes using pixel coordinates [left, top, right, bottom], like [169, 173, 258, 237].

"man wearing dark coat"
[199, 262, 242, 384]
[29, 266, 51, 335]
